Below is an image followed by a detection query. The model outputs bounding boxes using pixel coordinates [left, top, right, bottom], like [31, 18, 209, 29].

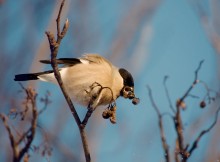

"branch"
[1, 85, 39, 162]
[81, 108, 94, 128]
[179, 60, 204, 102]
[174, 60, 205, 161]
[174, 139, 180, 162]
[18, 87, 38, 161]
[188, 107, 220, 156]
[147, 86, 170, 162]
[174, 107, 186, 161]
[163, 76, 175, 113]
[45, 0, 81, 127]
[45, 1, 91, 161]
[0, 114, 18, 161]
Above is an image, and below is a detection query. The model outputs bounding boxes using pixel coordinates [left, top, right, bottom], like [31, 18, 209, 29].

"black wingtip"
[39, 60, 51, 64]
[14, 74, 39, 81]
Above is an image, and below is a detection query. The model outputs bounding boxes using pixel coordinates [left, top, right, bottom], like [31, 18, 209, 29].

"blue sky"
[0, 0, 219, 162]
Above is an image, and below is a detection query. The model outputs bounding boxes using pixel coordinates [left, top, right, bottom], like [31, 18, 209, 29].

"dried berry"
[102, 111, 110, 119]
[200, 101, 206, 108]
[132, 97, 140, 105]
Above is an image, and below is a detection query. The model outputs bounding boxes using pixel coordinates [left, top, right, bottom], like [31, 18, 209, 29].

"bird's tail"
[14, 70, 54, 81]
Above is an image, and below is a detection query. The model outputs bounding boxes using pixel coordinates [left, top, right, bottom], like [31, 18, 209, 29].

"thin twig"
[147, 86, 170, 162]
[19, 88, 38, 161]
[81, 108, 94, 128]
[188, 107, 220, 156]
[163, 76, 175, 113]
[179, 60, 204, 102]
[56, 0, 64, 40]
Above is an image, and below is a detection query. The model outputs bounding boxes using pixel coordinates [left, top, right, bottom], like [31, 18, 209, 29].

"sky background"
[0, 0, 220, 162]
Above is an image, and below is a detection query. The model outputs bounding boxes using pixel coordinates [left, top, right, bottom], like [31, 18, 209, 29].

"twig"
[163, 76, 175, 113]
[179, 60, 204, 102]
[0, 114, 18, 161]
[81, 108, 94, 128]
[188, 107, 220, 156]
[45, 1, 91, 161]
[147, 86, 170, 162]
[45, 0, 81, 127]
[174, 60, 205, 162]
[18, 87, 38, 161]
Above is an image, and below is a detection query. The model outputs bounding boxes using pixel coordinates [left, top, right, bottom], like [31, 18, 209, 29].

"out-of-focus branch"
[0, 114, 18, 161]
[45, 1, 92, 162]
[147, 86, 170, 162]
[188, 107, 220, 156]
[0, 86, 38, 162]
[18, 85, 38, 161]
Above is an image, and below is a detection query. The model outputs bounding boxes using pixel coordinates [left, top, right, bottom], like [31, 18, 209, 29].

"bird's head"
[119, 68, 140, 105]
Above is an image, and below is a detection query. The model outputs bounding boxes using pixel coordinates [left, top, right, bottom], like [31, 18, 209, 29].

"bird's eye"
[124, 86, 132, 92]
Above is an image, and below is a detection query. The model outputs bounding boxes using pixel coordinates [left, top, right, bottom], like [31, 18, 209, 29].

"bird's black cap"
[119, 68, 134, 87]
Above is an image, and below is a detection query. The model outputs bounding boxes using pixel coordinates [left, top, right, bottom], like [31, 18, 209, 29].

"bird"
[14, 54, 139, 109]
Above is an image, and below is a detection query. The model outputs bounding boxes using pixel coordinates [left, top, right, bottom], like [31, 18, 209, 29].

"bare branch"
[56, 0, 65, 40]
[1, 85, 40, 162]
[173, 107, 186, 161]
[179, 60, 204, 102]
[163, 76, 175, 113]
[0, 114, 18, 161]
[147, 86, 170, 162]
[188, 107, 220, 156]
[45, 1, 81, 127]
[174, 60, 205, 161]
[81, 108, 94, 129]
[19, 87, 38, 161]
[45, 1, 91, 161]
[174, 139, 180, 162]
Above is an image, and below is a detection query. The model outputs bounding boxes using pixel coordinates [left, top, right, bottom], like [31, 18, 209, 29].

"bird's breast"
[60, 63, 119, 107]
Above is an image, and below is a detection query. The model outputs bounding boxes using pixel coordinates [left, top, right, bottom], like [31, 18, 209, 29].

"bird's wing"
[40, 54, 111, 66]
[40, 58, 81, 66]
[81, 53, 112, 66]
